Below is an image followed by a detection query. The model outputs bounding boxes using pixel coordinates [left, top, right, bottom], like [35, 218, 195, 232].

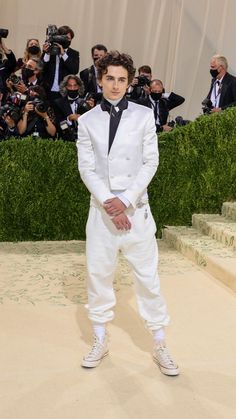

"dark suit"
[0, 51, 17, 94]
[207, 72, 236, 109]
[80, 65, 98, 96]
[54, 96, 77, 141]
[140, 92, 185, 130]
[42, 48, 80, 94]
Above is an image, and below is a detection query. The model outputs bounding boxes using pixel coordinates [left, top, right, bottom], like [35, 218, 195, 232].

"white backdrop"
[1, 0, 236, 120]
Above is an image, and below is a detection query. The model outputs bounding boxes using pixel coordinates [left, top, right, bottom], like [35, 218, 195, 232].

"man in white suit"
[77, 51, 179, 376]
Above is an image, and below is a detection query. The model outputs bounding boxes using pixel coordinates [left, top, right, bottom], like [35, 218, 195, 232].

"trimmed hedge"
[0, 107, 236, 241]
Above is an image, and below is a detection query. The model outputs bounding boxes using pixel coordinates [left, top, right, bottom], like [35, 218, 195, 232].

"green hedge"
[0, 107, 236, 241]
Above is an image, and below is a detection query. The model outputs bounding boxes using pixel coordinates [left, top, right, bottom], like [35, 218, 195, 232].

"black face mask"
[22, 67, 35, 79]
[27, 45, 40, 55]
[150, 92, 162, 101]
[67, 89, 79, 99]
[60, 39, 71, 49]
[210, 68, 219, 78]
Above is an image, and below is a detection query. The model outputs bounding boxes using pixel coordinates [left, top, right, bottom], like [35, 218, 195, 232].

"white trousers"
[85, 202, 170, 331]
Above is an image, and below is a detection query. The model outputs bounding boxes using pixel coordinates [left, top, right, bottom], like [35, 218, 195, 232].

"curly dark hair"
[96, 50, 136, 84]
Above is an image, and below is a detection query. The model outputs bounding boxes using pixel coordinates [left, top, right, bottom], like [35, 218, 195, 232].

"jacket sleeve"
[60, 49, 80, 74]
[4, 51, 17, 72]
[77, 118, 116, 205]
[165, 92, 185, 110]
[121, 110, 159, 208]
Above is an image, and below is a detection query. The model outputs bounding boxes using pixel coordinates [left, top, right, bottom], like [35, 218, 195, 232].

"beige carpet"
[0, 240, 235, 419]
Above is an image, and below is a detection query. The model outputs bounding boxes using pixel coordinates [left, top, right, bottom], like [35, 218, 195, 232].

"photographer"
[42, 25, 80, 104]
[16, 38, 42, 71]
[0, 32, 17, 99]
[17, 85, 56, 138]
[80, 44, 107, 98]
[0, 100, 21, 140]
[127, 65, 152, 103]
[6, 57, 44, 97]
[142, 79, 185, 132]
[202, 54, 236, 114]
[54, 75, 95, 141]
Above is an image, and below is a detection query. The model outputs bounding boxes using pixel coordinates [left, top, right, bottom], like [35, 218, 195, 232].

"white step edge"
[192, 213, 236, 251]
[222, 202, 236, 222]
[162, 226, 236, 292]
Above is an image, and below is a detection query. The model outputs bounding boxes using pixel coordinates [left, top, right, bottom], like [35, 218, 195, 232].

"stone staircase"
[162, 202, 236, 292]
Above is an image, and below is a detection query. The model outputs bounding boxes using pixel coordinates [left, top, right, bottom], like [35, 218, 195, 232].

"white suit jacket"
[76, 100, 159, 209]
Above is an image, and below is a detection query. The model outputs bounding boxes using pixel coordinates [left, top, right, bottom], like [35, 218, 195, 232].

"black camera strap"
[25, 115, 39, 135]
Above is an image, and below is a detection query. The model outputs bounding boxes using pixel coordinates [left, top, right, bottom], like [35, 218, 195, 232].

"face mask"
[150, 92, 162, 101]
[67, 89, 79, 99]
[27, 45, 40, 55]
[60, 39, 71, 49]
[22, 67, 35, 79]
[210, 68, 219, 78]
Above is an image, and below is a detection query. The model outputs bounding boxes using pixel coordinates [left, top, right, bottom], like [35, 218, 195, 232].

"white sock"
[153, 327, 165, 343]
[93, 324, 106, 342]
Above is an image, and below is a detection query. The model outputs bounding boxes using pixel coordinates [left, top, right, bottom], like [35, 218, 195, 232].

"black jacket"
[42, 48, 80, 93]
[207, 72, 236, 109]
[0, 51, 17, 93]
[54, 96, 77, 141]
[141, 92, 185, 126]
[80, 65, 98, 96]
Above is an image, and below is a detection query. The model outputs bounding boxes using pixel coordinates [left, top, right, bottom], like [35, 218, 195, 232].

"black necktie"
[154, 101, 158, 121]
[101, 96, 128, 153]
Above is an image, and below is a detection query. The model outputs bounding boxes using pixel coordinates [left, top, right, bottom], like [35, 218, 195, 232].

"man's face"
[150, 81, 163, 93]
[25, 59, 38, 75]
[66, 32, 72, 41]
[210, 58, 222, 77]
[67, 78, 79, 90]
[93, 48, 106, 66]
[99, 65, 129, 101]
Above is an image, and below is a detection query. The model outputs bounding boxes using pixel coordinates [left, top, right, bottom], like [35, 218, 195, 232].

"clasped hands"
[103, 197, 131, 231]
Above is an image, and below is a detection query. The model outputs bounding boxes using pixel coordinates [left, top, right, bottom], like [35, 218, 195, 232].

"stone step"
[162, 226, 236, 292]
[222, 201, 236, 222]
[192, 213, 236, 251]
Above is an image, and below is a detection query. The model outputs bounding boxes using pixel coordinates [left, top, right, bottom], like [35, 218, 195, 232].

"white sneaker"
[81, 335, 109, 368]
[153, 341, 179, 376]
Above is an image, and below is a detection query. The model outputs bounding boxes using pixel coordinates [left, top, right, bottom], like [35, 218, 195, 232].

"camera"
[59, 120, 76, 141]
[0, 104, 21, 123]
[85, 92, 102, 104]
[0, 28, 9, 39]
[29, 97, 48, 113]
[46, 24, 70, 55]
[75, 98, 93, 115]
[8, 74, 22, 85]
[202, 98, 213, 114]
[60, 120, 69, 131]
[9, 92, 27, 107]
[137, 75, 151, 87]
[167, 116, 190, 129]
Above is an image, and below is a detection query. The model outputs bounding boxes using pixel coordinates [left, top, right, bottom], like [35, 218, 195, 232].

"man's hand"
[42, 42, 50, 53]
[103, 197, 126, 216]
[55, 43, 65, 56]
[211, 107, 221, 113]
[162, 124, 173, 132]
[16, 81, 27, 94]
[111, 213, 131, 230]
[68, 113, 79, 121]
